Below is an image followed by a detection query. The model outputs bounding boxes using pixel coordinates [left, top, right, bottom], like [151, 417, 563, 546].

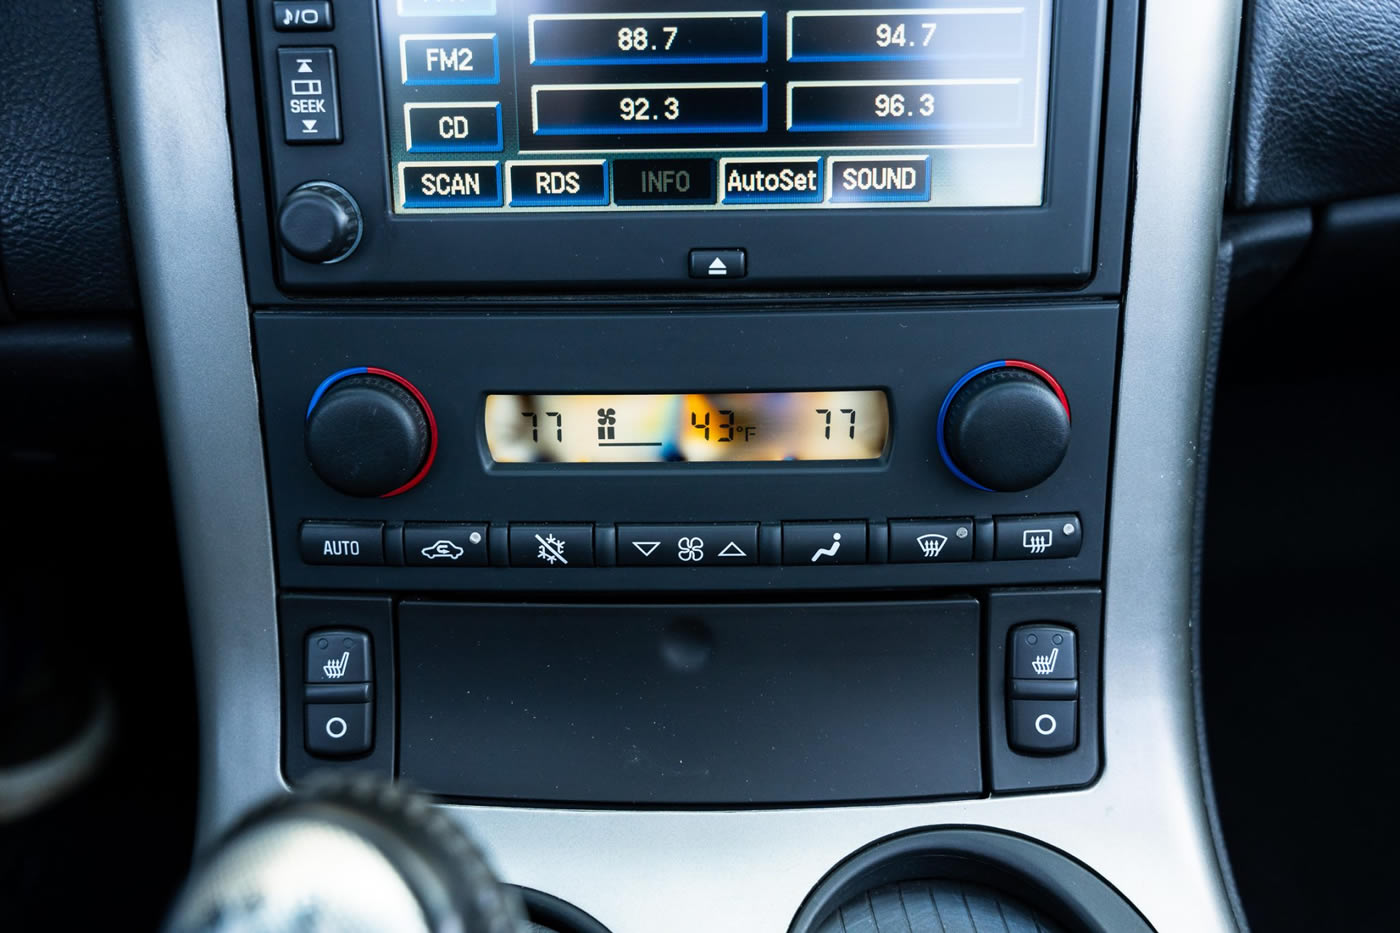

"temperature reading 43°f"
[692, 409, 755, 441]
[815, 408, 857, 440]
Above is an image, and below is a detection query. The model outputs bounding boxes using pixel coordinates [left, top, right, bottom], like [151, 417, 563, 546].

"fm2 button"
[689, 249, 745, 280]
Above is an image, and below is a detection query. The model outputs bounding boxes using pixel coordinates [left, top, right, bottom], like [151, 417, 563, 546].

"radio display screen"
[379, 1, 1052, 213]
[484, 391, 889, 462]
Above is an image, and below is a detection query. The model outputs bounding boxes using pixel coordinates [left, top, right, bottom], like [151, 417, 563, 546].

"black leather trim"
[0, 0, 137, 317]
[1233, 0, 1400, 209]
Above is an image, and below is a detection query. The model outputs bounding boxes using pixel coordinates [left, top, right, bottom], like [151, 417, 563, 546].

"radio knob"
[938, 361, 1071, 492]
[305, 370, 437, 497]
[277, 181, 362, 264]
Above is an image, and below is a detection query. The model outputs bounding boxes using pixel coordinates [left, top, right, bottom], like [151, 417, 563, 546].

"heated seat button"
[404, 523, 488, 566]
[1009, 624, 1077, 680]
[277, 48, 342, 144]
[994, 514, 1083, 560]
[305, 703, 373, 757]
[300, 521, 384, 566]
[306, 630, 372, 684]
[1008, 700, 1077, 754]
[782, 522, 867, 565]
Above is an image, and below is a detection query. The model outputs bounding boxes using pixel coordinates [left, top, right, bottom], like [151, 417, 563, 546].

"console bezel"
[224, 0, 1129, 297]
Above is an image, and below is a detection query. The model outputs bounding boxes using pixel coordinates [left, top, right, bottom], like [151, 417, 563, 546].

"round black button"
[305, 374, 431, 497]
[277, 181, 362, 264]
[941, 366, 1071, 492]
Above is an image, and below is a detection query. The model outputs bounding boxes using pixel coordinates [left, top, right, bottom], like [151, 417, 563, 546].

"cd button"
[617, 524, 758, 566]
[782, 522, 867, 565]
[405, 102, 502, 152]
[509, 525, 594, 568]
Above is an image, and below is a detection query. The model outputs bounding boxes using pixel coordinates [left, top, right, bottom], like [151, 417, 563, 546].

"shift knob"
[164, 777, 527, 933]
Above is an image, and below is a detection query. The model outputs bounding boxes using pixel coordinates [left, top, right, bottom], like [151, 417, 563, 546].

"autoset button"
[508, 161, 609, 207]
[828, 156, 930, 203]
[618, 524, 758, 566]
[277, 47, 341, 143]
[782, 522, 867, 565]
[401, 162, 502, 208]
[612, 158, 716, 205]
[404, 523, 488, 566]
[509, 525, 594, 567]
[405, 102, 502, 152]
[889, 518, 974, 563]
[720, 158, 823, 205]
[994, 514, 1083, 560]
[401, 34, 499, 85]
[299, 521, 384, 566]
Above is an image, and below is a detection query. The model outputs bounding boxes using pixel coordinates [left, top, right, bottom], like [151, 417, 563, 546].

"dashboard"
[0, 0, 1271, 930]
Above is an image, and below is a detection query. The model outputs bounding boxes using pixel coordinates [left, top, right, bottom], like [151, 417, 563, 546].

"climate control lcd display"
[379, 1, 1052, 212]
[485, 391, 889, 462]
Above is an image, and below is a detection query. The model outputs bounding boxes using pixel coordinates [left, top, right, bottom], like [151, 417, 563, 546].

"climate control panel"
[255, 303, 1118, 593]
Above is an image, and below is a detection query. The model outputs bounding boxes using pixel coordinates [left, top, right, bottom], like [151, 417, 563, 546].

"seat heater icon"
[1031, 647, 1059, 675]
[323, 651, 351, 680]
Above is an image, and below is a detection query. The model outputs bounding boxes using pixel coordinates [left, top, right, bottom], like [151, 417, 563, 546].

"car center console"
[106, 0, 1247, 930]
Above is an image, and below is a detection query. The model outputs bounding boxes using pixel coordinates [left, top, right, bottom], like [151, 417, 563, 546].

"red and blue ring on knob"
[306, 366, 438, 498]
[940, 357, 1069, 493]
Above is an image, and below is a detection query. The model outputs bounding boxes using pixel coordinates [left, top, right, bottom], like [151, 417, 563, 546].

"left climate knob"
[277, 181, 362, 263]
[305, 370, 436, 497]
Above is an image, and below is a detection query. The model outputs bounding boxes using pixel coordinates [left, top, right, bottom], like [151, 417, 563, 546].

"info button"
[509, 161, 609, 207]
[613, 158, 715, 206]
[829, 156, 930, 203]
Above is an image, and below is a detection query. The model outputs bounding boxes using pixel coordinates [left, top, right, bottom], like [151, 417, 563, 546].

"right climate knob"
[938, 360, 1072, 492]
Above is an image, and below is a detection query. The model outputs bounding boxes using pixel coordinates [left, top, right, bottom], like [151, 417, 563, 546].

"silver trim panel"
[106, 0, 1243, 927]
[105, 0, 287, 845]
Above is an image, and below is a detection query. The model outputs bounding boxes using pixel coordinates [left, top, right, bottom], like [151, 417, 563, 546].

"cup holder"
[513, 887, 612, 933]
[788, 828, 1154, 933]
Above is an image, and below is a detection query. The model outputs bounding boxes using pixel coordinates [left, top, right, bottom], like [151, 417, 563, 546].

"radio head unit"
[240, 0, 1118, 291]
[379, 1, 1051, 214]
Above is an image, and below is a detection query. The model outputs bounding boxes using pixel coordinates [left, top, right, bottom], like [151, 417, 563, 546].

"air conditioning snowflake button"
[508, 525, 595, 567]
